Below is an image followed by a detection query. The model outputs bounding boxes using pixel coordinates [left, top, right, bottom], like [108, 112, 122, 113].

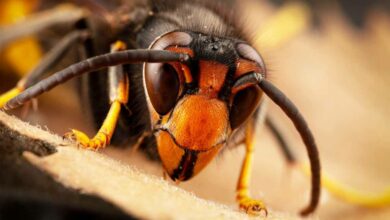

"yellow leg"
[65, 41, 128, 150]
[66, 101, 122, 150]
[300, 164, 390, 207]
[236, 119, 267, 216]
[0, 87, 23, 108]
[0, 0, 41, 109]
[267, 114, 390, 210]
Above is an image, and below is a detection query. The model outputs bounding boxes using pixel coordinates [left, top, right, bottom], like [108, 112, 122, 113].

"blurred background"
[0, 0, 389, 219]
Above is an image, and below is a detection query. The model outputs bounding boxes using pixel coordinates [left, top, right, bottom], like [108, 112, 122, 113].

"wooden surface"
[0, 112, 134, 220]
[0, 111, 301, 219]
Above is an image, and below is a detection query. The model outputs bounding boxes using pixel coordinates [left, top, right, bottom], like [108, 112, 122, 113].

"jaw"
[156, 131, 223, 181]
[152, 95, 230, 181]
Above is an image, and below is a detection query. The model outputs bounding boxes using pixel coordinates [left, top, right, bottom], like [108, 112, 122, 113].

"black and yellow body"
[2, 0, 390, 217]
[81, 3, 270, 213]
[83, 1, 241, 152]
[0, 0, 321, 216]
[0, 0, 283, 215]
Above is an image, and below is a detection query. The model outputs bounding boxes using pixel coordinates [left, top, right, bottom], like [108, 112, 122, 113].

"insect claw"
[238, 197, 268, 217]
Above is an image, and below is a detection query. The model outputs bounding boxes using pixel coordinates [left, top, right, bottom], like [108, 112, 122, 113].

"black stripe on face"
[171, 149, 198, 181]
[218, 66, 236, 102]
[186, 33, 239, 102]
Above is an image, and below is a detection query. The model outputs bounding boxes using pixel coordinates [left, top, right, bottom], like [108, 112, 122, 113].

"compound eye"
[236, 43, 265, 70]
[230, 86, 262, 129]
[145, 63, 180, 115]
[150, 31, 193, 50]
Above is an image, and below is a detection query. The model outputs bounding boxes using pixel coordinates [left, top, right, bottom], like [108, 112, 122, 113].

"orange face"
[144, 31, 265, 181]
[156, 95, 228, 180]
